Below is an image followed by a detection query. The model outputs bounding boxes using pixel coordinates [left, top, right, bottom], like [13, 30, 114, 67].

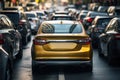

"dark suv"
[0, 13, 23, 62]
[0, 10, 31, 45]
[88, 16, 113, 48]
[98, 17, 120, 64]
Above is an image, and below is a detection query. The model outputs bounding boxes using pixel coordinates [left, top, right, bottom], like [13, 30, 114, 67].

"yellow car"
[31, 20, 93, 71]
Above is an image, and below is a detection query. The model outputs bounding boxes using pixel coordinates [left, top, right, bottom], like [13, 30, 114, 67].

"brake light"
[0, 34, 4, 44]
[19, 20, 24, 25]
[80, 20, 83, 23]
[87, 18, 93, 22]
[115, 34, 120, 40]
[78, 38, 91, 45]
[33, 39, 47, 45]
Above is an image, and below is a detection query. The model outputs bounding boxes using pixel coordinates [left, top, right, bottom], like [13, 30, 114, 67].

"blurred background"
[0, 0, 120, 10]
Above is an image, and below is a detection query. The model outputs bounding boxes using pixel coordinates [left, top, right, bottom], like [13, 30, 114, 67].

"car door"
[3, 16, 21, 56]
[99, 19, 116, 56]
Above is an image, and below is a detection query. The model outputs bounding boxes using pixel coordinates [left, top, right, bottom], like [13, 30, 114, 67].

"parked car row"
[74, 5, 120, 65]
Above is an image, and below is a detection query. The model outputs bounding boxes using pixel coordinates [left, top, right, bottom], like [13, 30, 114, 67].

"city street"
[12, 36, 120, 80]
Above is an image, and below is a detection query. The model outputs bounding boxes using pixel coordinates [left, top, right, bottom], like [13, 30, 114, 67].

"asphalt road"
[13, 36, 120, 80]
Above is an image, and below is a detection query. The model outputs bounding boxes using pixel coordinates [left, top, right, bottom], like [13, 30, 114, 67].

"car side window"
[114, 20, 119, 31]
[4, 17, 14, 29]
[116, 20, 120, 32]
[0, 17, 10, 29]
[106, 19, 116, 31]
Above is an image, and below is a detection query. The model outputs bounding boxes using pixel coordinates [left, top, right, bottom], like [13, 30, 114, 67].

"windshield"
[26, 13, 36, 18]
[41, 23, 82, 34]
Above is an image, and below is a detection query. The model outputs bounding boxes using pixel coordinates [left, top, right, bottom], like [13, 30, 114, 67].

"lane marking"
[58, 73, 65, 80]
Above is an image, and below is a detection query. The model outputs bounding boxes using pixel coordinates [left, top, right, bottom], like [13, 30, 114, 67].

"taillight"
[19, 20, 24, 25]
[87, 18, 93, 23]
[33, 39, 47, 45]
[114, 34, 120, 40]
[80, 20, 83, 23]
[0, 34, 4, 44]
[77, 38, 91, 45]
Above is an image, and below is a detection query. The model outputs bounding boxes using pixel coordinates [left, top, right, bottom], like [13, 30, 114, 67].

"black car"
[0, 14, 23, 60]
[0, 10, 31, 45]
[83, 11, 108, 30]
[89, 16, 113, 48]
[98, 17, 120, 64]
[97, 6, 108, 12]
[107, 6, 120, 16]
[0, 46, 12, 80]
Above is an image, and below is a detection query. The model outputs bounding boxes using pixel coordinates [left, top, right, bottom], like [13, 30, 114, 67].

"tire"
[107, 43, 114, 65]
[16, 42, 23, 59]
[22, 36, 28, 46]
[27, 35, 31, 42]
[5, 63, 12, 80]
[16, 48, 23, 59]
[32, 60, 37, 74]
[98, 42, 104, 57]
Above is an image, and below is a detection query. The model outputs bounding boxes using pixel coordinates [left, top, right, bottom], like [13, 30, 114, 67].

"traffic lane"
[65, 50, 120, 80]
[13, 36, 59, 80]
[12, 36, 120, 80]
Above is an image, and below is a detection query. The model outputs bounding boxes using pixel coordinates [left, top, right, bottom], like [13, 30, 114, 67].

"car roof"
[0, 14, 7, 17]
[0, 10, 20, 13]
[42, 20, 80, 24]
[52, 14, 72, 17]
[95, 16, 114, 19]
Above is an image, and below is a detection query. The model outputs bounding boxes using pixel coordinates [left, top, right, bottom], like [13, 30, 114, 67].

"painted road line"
[58, 73, 65, 80]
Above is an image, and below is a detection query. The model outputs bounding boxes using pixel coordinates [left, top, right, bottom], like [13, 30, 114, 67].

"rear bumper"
[32, 59, 92, 66]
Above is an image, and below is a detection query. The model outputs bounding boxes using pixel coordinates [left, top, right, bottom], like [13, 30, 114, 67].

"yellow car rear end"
[31, 20, 93, 72]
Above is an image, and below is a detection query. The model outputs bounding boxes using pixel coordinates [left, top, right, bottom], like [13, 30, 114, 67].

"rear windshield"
[97, 18, 112, 28]
[37, 13, 44, 16]
[52, 16, 75, 20]
[26, 13, 36, 18]
[88, 13, 108, 17]
[115, 10, 120, 15]
[0, 12, 19, 24]
[41, 23, 82, 34]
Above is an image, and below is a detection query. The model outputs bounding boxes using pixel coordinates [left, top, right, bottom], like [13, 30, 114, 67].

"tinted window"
[0, 12, 20, 25]
[115, 10, 120, 15]
[36, 13, 44, 16]
[97, 18, 112, 28]
[52, 16, 75, 20]
[41, 23, 82, 34]
[26, 13, 36, 18]
[0, 17, 11, 29]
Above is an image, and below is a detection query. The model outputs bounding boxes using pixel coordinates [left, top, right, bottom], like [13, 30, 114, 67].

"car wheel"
[16, 42, 23, 59]
[32, 60, 37, 74]
[28, 35, 31, 42]
[87, 61, 93, 72]
[5, 63, 12, 80]
[98, 43, 104, 57]
[22, 37, 28, 45]
[87, 65, 93, 72]
[107, 43, 114, 65]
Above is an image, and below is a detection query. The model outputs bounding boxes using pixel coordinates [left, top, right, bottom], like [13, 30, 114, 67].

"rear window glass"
[88, 13, 108, 17]
[115, 10, 120, 15]
[80, 15, 86, 19]
[26, 13, 36, 18]
[52, 16, 75, 20]
[41, 23, 82, 34]
[0, 12, 19, 24]
[36, 13, 44, 16]
[97, 18, 112, 28]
